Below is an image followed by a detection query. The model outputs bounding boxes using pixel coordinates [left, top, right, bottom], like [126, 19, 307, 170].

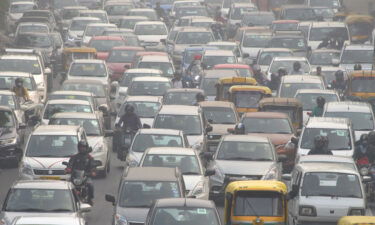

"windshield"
[279, 83, 323, 98]
[258, 52, 293, 65]
[138, 62, 174, 76]
[62, 9, 80, 20]
[107, 49, 138, 63]
[341, 50, 373, 64]
[18, 25, 49, 34]
[269, 61, 310, 74]
[43, 104, 93, 119]
[0, 76, 35, 91]
[80, 12, 107, 23]
[26, 135, 78, 157]
[135, 24, 167, 35]
[0, 111, 14, 127]
[105, 5, 133, 15]
[301, 128, 352, 150]
[242, 14, 275, 26]
[119, 101, 160, 118]
[223, 0, 249, 8]
[10, 4, 34, 13]
[120, 19, 146, 29]
[295, 93, 338, 110]
[243, 117, 292, 134]
[309, 51, 340, 65]
[309, 0, 339, 7]
[0, 59, 41, 75]
[269, 37, 306, 50]
[309, 27, 348, 41]
[242, 34, 271, 48]
[164, 92, 200, 105]
[5, 189, 74, 212]
[272, 23, 298, 31]
[85, 26, 110, 36]
[200, 78, 217, 96]
[128, 81, 171, 96]
[202, 56, 236, 69]
[234, 191, 283, 216]
[152, 207, 220, 225]
[70, 19, 98, 31]
[176, 32, 214, 45]
[128, 11, 158, 21]
[154, 115, 202, 135]
[313, 7, 334, 19]
[301, 172, 362, 198]
[234, 92, 263, 108]
[351, 78, 375, 93]
[62, 83, 105, 97]
[121, 73, 161, 87]
[16, 34, 52, 48]
[142, 154, 200, 174]
[132, 134, 183, 153]
[0, 95, 16, 110]
[52, 0, 77, 9]
[69, 63, 106, 77]
[217, 141, 274, 161]
[89, 39, 124, 52]
[119, 181, 180, 207]
[202, 107, 236, 124]
[325, 111, 374, 130]
[49, 118, 100, 136]
[230, 7, 256, 20]
[176, 7, 208, 17]
[284, 8, 316, 21]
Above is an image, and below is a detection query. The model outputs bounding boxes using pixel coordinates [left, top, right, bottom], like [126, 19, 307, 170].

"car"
[277, 75, 325, 98]
[189, 16, 215, 28]
[15, 22, 50, 36]
[339, 44, 374, 72]
[279, 5, 317, 21]
[104, 1, 135, 24]
[134, 21, 168, 51]
[295, 89, 340, 123]
[136, 55, 175, 78]
[199, 101, 239, 152]
[10, 216, 85, 225]
[79, 9, 109, 23]
[82, 23, 117, 45]
[125, 128, 189, 166]
[67, 59, 110, 85]
[66, 17, 101, 46]
[323, 101, 375, 141]
[88, 36, 126, 60]
[139, 147, 214, 199]
[285, 161, 366, 224]
[240, 28, 272, 59]
[297, 117, 355, 157]
[228, 3, 257, 25]
[308, 49, 341, 67]
[255, 48, 294, 72]
[175, 6, 209, 18]
[49, 112, 113, 177]
[145, 198, 222, 225]
[163, 88, 205, 106]
[267, 56, 311, 78]
[307, 22, 349, 50]
[201, 50, 237, 70]
[221, 0, 252, 16]
[116, 96, 162, 127]
[6, 1, 37, 32]
[48, 90, 99, 110]
[0, 180, 91, 225]
[0, 106, 26, 167]
[268, 31, 309, 57]
[127, 8, 159, 21]
[41, 99, 94, 124]
[207, 135, 283, 201]
[105, 167, 185, 225]
[199, 70, 239, 101]
[154, 105, 212, 152]
[20, 125, 88, 180]
[305, 0, 341, 13]
[241, 11, 276, 27]
[118, 16, 149, 30]
[170, 0, 201, 17]
[127, 76, 172, 97]
[60, 6, 88, 31]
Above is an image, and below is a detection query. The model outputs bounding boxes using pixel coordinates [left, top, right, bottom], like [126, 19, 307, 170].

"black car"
[0, 106, 26, 167]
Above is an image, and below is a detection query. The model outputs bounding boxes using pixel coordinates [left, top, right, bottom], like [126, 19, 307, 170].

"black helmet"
[278, 67, 287, 75]
[335, 70, 344, 78]
[125, 104, 135, 114]
[196, 92, 205, 102]
[314, 135, 326, 149]
[15, 78, 23, 87]
[77, 140, 89, 154]
[316, 96, 325, 107]
[360, 133, 368, 144]
[354, 64, 362, 71]
[368, 131, 375, 145]
[293, 61, 301, 70]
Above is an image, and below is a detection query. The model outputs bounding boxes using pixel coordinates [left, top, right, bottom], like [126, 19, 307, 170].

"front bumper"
[21, 169, 70, 180]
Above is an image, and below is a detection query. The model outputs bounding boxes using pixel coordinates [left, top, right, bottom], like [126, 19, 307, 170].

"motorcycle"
[357, 157, 375, 201]
[117, 128, 135, 161]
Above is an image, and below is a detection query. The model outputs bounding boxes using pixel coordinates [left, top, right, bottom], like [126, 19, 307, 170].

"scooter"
[117, 128, 134, 161]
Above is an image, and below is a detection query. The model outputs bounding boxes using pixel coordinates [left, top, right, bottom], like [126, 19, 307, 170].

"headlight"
[115, 214, 128, 225]
[190, 181, 205, 196]
[360, 167, 369, 176]
[299, 206, 317, 216]
[20, 163, 33, 176]
[348, 208, 365, 216]
[126, 154, 138, 167]
[0, 138, 17, 146]
[262, 167, 278, 180]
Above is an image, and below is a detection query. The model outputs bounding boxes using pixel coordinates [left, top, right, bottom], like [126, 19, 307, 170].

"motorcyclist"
[311, 96, 325, 117]
[354, 134, 371, 164]
[66, 140, 95, 205]
[252, 64, 268, 86]
[330, 70, 347, 92]
[308, 135, 332, 155]
[290, 61, 302, 74]
[211, 22, 226, 40]
[186, 54, 202, 76]
[365, 131, 375, 164]
[354, 63, 362, 71]
[12, 78, 30, 102]
[268, 68, 286, 91]
[116, 104, 142, 132]
[155, 2, 169, 25]
[172, 72, 192, 88]
[195, 92, 205, 104]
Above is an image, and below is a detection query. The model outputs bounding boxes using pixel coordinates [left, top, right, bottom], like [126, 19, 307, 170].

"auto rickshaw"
[228, 85, 272, 114]
[338, 216, 375, 225]
[215, 77, 257, 101]
[347, 71, 375, 111]
[258, 97, 303, 130]
[345, 15, 375, 43]
[224, 180, 288, 225]
[62, 47, 97, 72]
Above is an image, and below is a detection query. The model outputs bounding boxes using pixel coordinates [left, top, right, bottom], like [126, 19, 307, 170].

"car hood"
[248, 133, 292, 146]
[0, 127, 17, 140]
[187, 135, 203, 147]
[210, 124, 235, 135]
[87, 135, 104, 149]
[1, 212, 77, 225]
[183, 175, 204, 191]
[24, 157, 69, 169]
[140, 118, 154, 128]
[95, 96, 108, 106]
[116, 207, 149, 223]
[215, 160, 274, 176]
[9, 13, 23, 20]
[138, 35, 167, 43]
[107, 62, 131, 73]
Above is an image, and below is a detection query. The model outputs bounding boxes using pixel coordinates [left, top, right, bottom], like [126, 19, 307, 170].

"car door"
[289, 169, 302, 220]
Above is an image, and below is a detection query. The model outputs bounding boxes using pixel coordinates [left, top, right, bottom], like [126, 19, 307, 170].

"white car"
[67, 59, 110, 85]
[278, 75, 325, 98]
[228, 3, 257, 26]
[127, 76, 172, 97]
[241, 29, 272, 59]
[134, 21, 168, 50]
[136, 55, 175, 78]
[307, 22, 349, 50]
[7, 1, 36, 32]
[139, 147, 212, 199]
[82, 23, 117, 45]
[339, 44, 374, 72]
[11, 216, 85, 225]
[267, 56, 311, 78]
[201, 49, 237, 69]
[66, 17, 101, 45]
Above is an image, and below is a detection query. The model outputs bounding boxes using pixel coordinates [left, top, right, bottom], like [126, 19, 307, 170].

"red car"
[88, 36, 126, 60]
[213, 64, 253, 77]
[106, 46, 145, 81]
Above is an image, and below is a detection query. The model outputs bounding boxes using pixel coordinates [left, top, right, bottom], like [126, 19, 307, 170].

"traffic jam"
[0, 0, 375, 224]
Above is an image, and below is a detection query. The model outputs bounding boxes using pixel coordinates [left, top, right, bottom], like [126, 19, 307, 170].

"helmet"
[15, 78, 23, 87]
[194, 54, 202, 60]
[368, 131, 375, 145]
[125, 104, 135, 114]
[196, 92, 205, 102]
[316, 96, 325, 107]
[253, 64, 261, 72]
[278, 67, 287, 75]
[360, 133, 368, 145]
[293, 61, 301, 70]
[314, 135, 326, 149]
[354, 64, 362, 71]
[77, 140, 89, 154]
[335, 70, 344, 78]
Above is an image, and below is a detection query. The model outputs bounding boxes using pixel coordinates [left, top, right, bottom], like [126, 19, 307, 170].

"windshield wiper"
[254, 158, 273, 161]
[9, 208, 45, 212]
[225, 157, 254, 161]
[127, 204, 150, 208]
[274, 131, 291, 134]
[31, 154, 56, 157]
[182, 172, 200, 175]
[48, 208, 72, 212]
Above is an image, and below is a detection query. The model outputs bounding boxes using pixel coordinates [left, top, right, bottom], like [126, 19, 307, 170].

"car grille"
[129, 222, 143, 225]
[225, 174, 262, 181]
[34, 169, 65, 175]
[208, 134, 222, 140]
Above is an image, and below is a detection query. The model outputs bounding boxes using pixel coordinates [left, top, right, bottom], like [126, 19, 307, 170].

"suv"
[105, 167, 185, 225]
[339, 44, 374, 72]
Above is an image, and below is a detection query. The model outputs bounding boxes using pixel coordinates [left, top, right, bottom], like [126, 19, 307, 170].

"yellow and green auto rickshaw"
[228, 85, 272, 114]
[215, 77, 257, 101]
[224, 180, 288, 225]
[345, 15, 375, 44]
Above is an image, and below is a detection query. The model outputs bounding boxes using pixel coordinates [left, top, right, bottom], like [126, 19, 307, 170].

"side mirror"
[105, 194, 116, 205]
[205, 125, 213, 133]
[44, 68, 52, 74]
[204, 169, 215, 176]
[80, 203, 92, 213]
[143, 123, 151, 129]
[227, 128, 235, 134]
[277, 154, 287, 162]
[18, 123, 27, 129]
[291, 136, 299, 145]
[282, 173, 291, 181]
[104, 130, 114, 137]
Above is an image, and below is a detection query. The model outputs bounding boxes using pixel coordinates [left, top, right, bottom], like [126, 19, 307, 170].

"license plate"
[40, 176, 61, 180]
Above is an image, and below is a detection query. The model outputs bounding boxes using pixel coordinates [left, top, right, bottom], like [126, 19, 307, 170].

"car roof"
[260, 48, 293, 53]
[203, 69, 238, 78]
[71, 17, 101, 21]
[50, 90, 93, 96]
[138, 128, 182, 135]
[145, 147, 196, 156]
[72, 59, 104, 64]
[63, 78, 105, 85]
[297, 162, 358, 174]
[1, 54, 37, 60]
[125, 96, 162, 102]
[33, 125, 80, 135]
[140, 55, 170, 62]
[207, 41, 236, 46]
[125, 68, 162, 74]
[0, 90, 15, 95]
[155, 198, 215, 208]
[135, 21, 165, 26]
[46, 99, 91, 105]
[306, 117, 350, 128]
[344, 44, 373, 50]
[51, 112, 97, 119]
[243, 112, 290, 119]
[325, 101, 372, 113]
[204, 49, 234, 56]
[299, 155, 355, 164]
[0, 71, 32, 77]
[282, 75, 323, 83]
[13, 216, 81, 225]
[311, 21, 347, 27]
[165, 88, 203, 94]
[129, 8, 155, 12]
[124, 167, 180, 181]
[223, 134, 269, 142]
[158, 105, 200, 115]
[13, 180, 72, 190]
[132, 76, 170, 82]
[273, 56, 308, 61]
[199, 101, 235, 108]
[178, 26, 211, 32]
[295, 89, 337, 95]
